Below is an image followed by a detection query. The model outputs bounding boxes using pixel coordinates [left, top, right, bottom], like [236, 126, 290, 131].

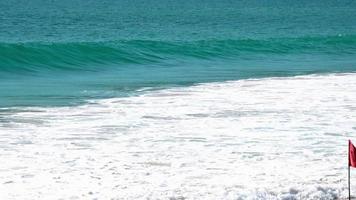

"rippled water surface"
[1, 0, 356, 107]
[1, 0, 356, 199]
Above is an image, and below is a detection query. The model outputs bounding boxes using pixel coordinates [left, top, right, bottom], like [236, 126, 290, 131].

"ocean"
[1, 0, 356, 199]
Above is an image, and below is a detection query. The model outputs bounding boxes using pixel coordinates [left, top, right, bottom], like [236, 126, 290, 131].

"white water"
[1, 73, 356, 199]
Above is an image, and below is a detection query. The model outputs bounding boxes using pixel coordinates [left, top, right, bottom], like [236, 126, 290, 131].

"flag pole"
[349, 140, 351, 200]
[350, 164, 351, 200]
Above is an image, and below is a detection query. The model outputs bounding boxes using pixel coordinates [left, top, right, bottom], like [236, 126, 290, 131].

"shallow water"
[0, 73, 355, 199]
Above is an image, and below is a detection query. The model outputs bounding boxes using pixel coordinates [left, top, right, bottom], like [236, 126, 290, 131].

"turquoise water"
[1, 0, 356, 107]
[2, 1, 356, 198]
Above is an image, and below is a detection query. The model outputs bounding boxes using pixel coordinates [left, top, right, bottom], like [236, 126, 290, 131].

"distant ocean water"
[1, 0, 356, 199]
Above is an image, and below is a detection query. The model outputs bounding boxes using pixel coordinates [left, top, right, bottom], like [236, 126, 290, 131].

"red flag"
[349, 140, 356, 168]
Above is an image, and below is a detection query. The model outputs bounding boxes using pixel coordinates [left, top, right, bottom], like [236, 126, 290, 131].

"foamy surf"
[0, 73, 356, 199]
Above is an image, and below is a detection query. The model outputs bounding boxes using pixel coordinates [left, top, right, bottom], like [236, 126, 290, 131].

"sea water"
[1, 0, 356, 199]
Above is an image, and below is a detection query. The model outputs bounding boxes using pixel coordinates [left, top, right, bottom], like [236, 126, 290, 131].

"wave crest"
[1, 35, 356, 74]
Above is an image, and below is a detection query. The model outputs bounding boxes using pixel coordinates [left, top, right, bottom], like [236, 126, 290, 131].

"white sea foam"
[1, 73, 356, 199]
